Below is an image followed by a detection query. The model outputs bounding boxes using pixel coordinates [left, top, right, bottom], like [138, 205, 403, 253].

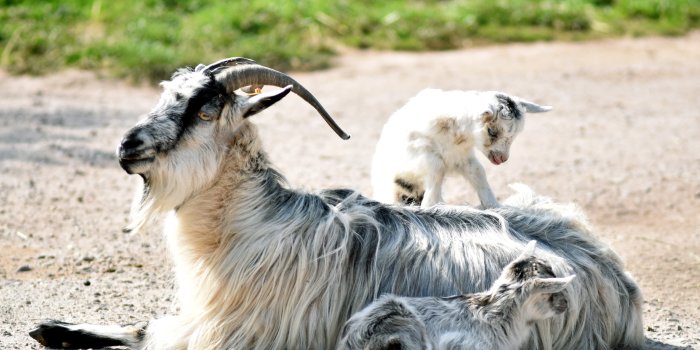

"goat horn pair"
[210, 57, 351, 140]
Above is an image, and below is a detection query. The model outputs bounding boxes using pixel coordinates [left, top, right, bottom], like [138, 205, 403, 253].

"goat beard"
[123, 157, 219, 234]
[124, 179, 183, 234]
[123, 140, 227, 235]
[124, 175, 182, 234]
[124, 179, 158, 234]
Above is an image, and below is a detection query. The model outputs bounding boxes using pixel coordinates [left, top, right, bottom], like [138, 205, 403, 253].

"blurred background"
[1, 0, 699, 81]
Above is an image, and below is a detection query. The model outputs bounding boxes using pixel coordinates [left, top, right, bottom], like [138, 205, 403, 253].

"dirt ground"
[1, 32, 699, 349]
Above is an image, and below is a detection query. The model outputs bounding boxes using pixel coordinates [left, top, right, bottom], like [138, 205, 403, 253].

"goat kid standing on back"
[338, 241, 575, 350]
[29, 58, 643, 350]
[371, 89, 551, 208]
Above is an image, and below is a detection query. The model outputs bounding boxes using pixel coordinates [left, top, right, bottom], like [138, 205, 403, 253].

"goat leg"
[29, 319, 147, 349]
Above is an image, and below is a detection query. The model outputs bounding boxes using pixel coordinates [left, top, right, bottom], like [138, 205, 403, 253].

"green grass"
[1, 0, 698, 82]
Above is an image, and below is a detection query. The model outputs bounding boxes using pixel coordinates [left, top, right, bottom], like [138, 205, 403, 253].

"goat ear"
[194, 64, 206, 72]
[532, 275, 576, 294]
[241, 85, 293, 118]
[518, 99, 552, 113]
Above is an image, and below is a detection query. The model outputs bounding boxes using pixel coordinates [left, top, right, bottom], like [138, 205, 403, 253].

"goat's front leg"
[29, 319, 148, 349]
[29, 316, 189, 350]
[420, 160, 446, 208]
[460, 155, 499, 208]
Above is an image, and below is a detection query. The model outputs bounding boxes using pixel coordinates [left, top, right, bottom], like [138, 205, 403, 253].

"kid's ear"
[518, 99, 552, 113]
[241, 85, 293, 118]
[532, 275, 576, 294]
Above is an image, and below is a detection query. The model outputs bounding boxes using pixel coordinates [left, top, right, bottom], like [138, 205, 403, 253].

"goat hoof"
[29, 319, 130, 349]
[29, 320, 75, 348]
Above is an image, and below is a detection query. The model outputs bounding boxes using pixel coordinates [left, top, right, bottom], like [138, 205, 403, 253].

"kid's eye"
[488, 128, 498, 138]
[198, 111, 212, 121]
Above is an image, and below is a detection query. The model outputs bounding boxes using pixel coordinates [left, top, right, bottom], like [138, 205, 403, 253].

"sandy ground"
[1, 32, 699, 349]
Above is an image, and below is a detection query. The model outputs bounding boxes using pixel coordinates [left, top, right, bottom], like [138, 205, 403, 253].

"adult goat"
[29, 58, 643, 350]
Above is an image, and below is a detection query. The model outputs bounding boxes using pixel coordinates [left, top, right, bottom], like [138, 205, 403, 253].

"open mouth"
[118, 143, 157, 174]
[488, 154, 502, 165]
[118, 156, 155, 174]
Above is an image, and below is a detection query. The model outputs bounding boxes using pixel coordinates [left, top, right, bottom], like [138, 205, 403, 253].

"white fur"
[371, 89, 551, 208]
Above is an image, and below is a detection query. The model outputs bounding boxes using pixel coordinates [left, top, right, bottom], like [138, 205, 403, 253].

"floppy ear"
[518, 99, 552, 113]
[241, 85, 293, 118]
[531, 275, 576, 294]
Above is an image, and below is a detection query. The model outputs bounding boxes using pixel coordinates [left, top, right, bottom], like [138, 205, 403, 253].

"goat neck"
[169, 121, 269, 250]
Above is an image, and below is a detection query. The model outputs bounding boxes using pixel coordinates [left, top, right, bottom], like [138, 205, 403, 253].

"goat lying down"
[29, 59, 642, 350]
[339, 240, 575, 350]
[371, 89, 551, 208]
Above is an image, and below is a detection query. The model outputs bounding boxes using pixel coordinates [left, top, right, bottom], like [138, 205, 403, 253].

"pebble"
[17, 265, 32, 273]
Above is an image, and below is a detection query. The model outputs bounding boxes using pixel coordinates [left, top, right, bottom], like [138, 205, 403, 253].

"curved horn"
[214, 63, 351, 140]
[201, 57, 257, 75]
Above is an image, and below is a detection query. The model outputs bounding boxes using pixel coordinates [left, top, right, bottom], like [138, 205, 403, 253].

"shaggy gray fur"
[338, 241, 575, 350]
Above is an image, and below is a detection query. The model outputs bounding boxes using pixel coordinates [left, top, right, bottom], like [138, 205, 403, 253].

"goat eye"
[198, 111, 212, 121]
[488, 128, 498, 138]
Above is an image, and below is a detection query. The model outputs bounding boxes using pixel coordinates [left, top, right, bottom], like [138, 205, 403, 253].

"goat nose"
[501, 154, 509, 163]
[121, 135, 143, 151]
[119, 130, 152, 158]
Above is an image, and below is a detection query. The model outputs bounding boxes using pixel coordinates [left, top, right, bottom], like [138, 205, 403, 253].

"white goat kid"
[371, 89, 551, 208]
[29, 59, 642, 350]
[338, 241, 575, 350]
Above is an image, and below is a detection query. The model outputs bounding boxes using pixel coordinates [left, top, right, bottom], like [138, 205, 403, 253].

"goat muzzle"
[488, 151, 508, 165]
[118, 129, 156, 174]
